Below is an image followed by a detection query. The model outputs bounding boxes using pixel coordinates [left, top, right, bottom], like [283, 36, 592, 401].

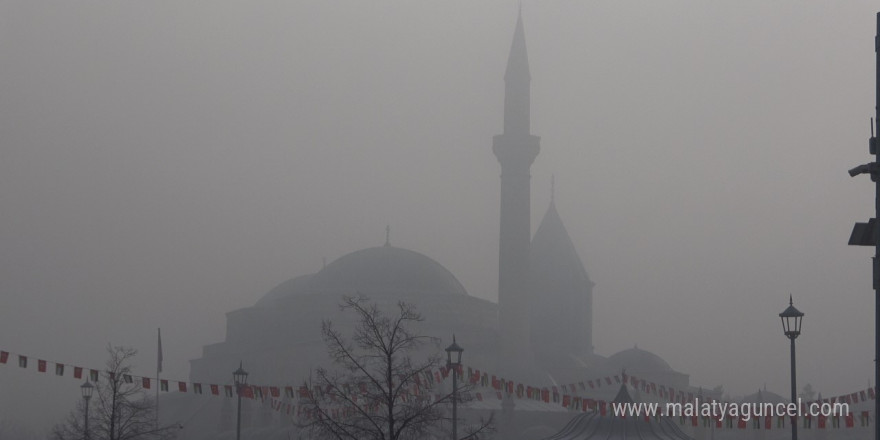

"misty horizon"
[1, 1, 878, 436]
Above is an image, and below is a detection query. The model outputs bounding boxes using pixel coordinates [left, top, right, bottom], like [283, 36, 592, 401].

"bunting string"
[0, 347, 874, 429]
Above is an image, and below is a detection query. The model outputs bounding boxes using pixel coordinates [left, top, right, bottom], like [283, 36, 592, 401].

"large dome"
[310, 245, 468, 296]
[604, 346, 672, 372]
[256, 245, 468, 306]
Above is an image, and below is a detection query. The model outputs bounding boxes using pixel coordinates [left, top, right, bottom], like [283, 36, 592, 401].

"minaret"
[493, 9, 539, 372]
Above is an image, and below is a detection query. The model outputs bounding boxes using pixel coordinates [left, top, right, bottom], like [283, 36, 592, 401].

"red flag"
[37, 360, 47, 372]
[765, 416, 772, 430]
[846, 413, 854, 428]
[178, 382, 187, 393]
[599, 400, 607, 416]
[0, 351, 7, 364]
[818, 415, 826, 429]
[270, 387, 280, 398]
[142, 378, 151, 389]
[73, 367, 83, 379]
[738, 417, 747, 429]
[241, 385, 254, 399]
[211, 384, 220, 395]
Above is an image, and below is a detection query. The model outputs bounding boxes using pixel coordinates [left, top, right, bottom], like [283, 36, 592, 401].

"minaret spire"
[503, 7, 531, 136]
[493, 10, 540, 375]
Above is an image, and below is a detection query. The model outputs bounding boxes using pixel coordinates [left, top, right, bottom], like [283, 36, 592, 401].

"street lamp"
[80, 380, 94, 440]
[233, 362, 249, 440]
[445, 335, 463, 440]
[779, 295, 804, 440]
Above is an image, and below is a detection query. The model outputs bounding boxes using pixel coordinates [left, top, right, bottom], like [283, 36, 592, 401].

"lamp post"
[445, 336, 463, 440]
[233, 362, 249, 440]
[847, 12, 880, 440]
[779, 295, 804, 440]
[80, 380, 94, 440]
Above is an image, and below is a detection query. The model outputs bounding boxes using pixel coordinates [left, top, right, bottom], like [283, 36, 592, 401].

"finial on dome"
[385, 225, 391, 247]
[551, 174, 555, 203]
[789, 294, 793, 306]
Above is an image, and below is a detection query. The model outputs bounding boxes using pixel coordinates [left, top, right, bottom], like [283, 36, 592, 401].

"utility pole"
[847, 13, 880, 440]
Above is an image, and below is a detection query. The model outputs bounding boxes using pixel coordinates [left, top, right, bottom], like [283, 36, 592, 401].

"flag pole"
[157, 327, 162, 430]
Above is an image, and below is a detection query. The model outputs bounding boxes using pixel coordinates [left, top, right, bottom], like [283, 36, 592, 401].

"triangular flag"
[55, 363, 64, 376]
[38, 360, 47, 373]
[74, 367, 83, 379]
[18, 356, 27, 368]
[143, 378, 151, 389]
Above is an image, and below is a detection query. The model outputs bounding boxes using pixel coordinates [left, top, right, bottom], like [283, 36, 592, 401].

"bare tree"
[302, 296, 493, 440]
[51, 345, 178, 440]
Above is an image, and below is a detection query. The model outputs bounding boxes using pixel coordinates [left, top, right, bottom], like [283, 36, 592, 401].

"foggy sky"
[1, 0, 878, 433]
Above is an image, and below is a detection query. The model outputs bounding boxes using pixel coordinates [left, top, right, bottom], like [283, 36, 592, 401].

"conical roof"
[530, 201, 593, 290]
[505, 8, 531, 82]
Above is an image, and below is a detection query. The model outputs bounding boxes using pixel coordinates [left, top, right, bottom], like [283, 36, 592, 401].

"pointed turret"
[530, 193, 594, 361]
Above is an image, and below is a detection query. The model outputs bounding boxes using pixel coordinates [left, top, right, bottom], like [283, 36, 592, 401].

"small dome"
[741, 389, 788, 404]
[309, 245, 468, 296]
[605, 347, 672, 372]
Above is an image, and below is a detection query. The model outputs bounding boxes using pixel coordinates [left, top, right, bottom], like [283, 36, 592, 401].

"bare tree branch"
[51, 345, 180, 440]
[300, 295, 493, 440]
